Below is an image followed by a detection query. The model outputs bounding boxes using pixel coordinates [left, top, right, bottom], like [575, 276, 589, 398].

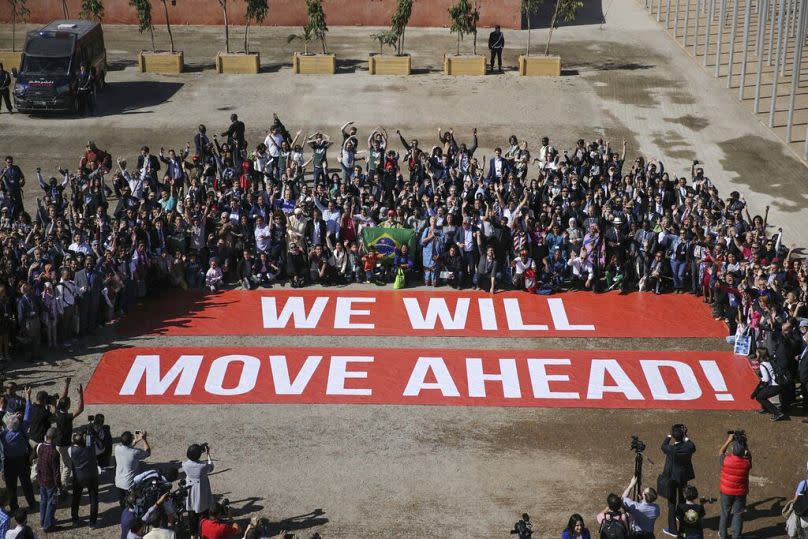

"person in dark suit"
[74, 255, 103, 335]
[487, 25, 504, 72]
[136, 146, 161, 191]
[486, 148, 511, 183]
[221, 113, 246, 150]
[304, 209, 328, 249]
[660, 424, 696, 536]
[0, 63, 13, 113]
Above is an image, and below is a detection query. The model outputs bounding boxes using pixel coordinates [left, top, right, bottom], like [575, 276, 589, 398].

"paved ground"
[1, 0, 808, 537]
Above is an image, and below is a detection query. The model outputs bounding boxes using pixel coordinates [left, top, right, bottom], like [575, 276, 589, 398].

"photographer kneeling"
[200, 501, 240, 539]
[183, 443, 214, 539]
[718, 432, 751, 539]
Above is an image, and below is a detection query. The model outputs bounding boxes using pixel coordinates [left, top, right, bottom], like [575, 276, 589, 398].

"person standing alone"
[660, 424, 696, 537]
[488, 25, 504, 72]
[718, 433, 751, 539]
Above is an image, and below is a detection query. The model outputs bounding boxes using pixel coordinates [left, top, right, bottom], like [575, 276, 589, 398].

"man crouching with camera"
[200, 501, 240, 539]
[718, 431, 751, 539]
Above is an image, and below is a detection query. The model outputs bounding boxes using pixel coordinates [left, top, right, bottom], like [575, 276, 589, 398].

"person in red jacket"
[718, 432, 752, 539]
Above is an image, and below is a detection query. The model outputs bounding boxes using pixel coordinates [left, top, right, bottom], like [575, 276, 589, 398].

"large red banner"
[85, 348, 758, 410]
[118, 290, 727, 338]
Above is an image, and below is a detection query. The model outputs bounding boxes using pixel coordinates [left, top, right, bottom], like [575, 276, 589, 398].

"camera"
[630, 435, 646, 453]
[46, 393, 59, 407]
[199, 442, 210, 452]
[510, 513, 533, 538]
[727, 429, 747, 445]
[87, 414, 95, 423]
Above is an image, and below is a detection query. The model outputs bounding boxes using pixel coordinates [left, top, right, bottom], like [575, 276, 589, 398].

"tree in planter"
[544, 0, 582, 55]
[390, 0, 413, 56]
[286, 26, 313, 55]
[370, 30, 398, 56]
[307, 0, 329, 55]
[243, 0, 268, 54]
[521, 0, 542, 56]
[80, 0, 104, 20]
[130, 0, 155, 51]
[159, 0, 177, 54]
[448, 0, 480, 56]
[218, 0, 231, 54]
[8, 0, 30, 53]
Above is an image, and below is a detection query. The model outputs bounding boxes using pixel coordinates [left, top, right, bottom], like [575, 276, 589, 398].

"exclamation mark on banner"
[699, 360, 733, 401]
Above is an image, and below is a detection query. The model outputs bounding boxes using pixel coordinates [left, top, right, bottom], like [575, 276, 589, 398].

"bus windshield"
[21, 55, 71, 75]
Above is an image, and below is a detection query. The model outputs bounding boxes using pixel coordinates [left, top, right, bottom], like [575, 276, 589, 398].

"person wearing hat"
[718, 433, 752, 539]
[380, 209, 402, 229]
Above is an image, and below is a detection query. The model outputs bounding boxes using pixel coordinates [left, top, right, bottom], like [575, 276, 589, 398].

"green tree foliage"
[370, 30, 398, 55]
[390, 0, 413, 55]
[9, 0, 30, 52]
[521, 0, 542, 56]
[448, 0, 480, 55]
[304, 0, 329, 55]
[244, 0, 268, 54]
[80, 0, 105, 20]
[129, 0, 155, 51]
[545, 0, 582, 55]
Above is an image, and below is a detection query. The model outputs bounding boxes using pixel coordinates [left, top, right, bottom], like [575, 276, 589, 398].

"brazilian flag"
[361, 227, 417, 260]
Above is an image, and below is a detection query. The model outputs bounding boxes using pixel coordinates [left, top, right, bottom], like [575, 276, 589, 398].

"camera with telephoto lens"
[630, 435, 646, 453]
[510, 513, 533, 538]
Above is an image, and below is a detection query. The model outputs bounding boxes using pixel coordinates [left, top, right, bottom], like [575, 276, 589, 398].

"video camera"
[630, 435, 646, 454]
[510, 513, 533, 539]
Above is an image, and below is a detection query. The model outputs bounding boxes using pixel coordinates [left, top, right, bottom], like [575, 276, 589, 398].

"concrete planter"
[0, 50, 22, 71]
[518, 55, 561, 77]
[293, 53, 336, 74]
[368, 54, 411, 75]
[215, 52, 260, 74]
[443, 54, 486, 76]
[138, 51, 184, 74]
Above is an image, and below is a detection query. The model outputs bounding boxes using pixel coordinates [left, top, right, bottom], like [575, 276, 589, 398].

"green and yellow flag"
[361, 227, 416, 260]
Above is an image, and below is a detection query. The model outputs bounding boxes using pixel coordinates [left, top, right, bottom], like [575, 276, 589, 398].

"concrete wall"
[0, 0, 520, 29]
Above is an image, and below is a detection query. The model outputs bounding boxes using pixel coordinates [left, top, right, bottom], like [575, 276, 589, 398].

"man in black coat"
[767, 318, 801, 414]
[660, 424, 696, 536]
[221, 113, 246, 150]
[488, 25, 504, 72]
[797, 322, 808, 418]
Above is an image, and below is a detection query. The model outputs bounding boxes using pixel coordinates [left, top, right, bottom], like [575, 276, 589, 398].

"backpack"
[599, 512, 628, 539]
[770, 362, 793, 386]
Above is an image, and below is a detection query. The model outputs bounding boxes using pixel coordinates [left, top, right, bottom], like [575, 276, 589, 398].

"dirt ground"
[2, 0, 808, 537]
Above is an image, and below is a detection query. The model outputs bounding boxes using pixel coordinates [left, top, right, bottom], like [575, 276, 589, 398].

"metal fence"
[640, 0, 808, 160]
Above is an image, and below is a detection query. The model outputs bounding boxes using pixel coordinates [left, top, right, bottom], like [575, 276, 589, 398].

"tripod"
[632, 450, 644, 500]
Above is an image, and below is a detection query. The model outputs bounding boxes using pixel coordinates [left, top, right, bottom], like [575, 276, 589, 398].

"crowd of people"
[0, 115, 805, 342]
[1, 115, 808, 536]
[1, 114, 807, 414]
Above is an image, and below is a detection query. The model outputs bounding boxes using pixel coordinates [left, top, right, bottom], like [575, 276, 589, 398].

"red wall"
[0, 0, 520, 29]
